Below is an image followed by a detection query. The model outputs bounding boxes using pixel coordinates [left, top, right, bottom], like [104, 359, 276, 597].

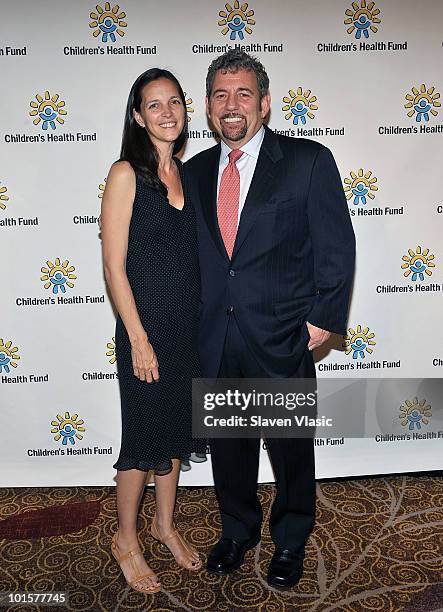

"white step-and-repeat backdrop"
[1, 0, 442, 486]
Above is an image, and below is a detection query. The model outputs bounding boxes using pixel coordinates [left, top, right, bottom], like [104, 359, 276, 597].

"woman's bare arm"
[101, 161, 159, 382]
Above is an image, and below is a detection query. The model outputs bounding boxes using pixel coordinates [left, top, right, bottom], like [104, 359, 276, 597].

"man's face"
[206, 68, 270, 148]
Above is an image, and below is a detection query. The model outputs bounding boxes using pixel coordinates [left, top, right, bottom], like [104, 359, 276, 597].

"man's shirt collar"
[220, 125, 265, 162]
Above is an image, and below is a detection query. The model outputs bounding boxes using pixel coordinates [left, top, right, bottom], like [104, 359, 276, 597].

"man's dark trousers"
[211, 313, 316, 552]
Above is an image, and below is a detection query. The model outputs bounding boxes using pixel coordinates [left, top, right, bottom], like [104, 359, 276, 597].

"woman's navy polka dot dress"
[113, 160, 206, 475]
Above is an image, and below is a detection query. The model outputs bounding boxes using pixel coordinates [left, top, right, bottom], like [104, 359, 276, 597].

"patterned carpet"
[0, 475, 442, 611]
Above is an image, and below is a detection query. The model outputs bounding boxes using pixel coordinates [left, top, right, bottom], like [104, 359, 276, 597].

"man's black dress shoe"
[207, 534, 260, 575]
[266, 547, 304, 589]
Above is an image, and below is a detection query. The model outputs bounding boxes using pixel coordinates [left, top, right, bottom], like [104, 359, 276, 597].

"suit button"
[226, 306, 234, 314]
[229, 269, 236, 277]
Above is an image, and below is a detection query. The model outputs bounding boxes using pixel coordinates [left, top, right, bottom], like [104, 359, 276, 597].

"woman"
[101, 68, 206, 594]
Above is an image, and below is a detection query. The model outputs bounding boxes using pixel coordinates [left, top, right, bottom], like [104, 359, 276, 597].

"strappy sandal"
[150, 519, 202, 571]
[111, 533, 161, 593]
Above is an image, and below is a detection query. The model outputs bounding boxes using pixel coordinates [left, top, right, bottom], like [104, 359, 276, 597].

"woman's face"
[133, 77, 185, 148]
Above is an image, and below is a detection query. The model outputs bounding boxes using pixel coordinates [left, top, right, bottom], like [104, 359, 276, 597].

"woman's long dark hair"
[120, 68, 188, 195]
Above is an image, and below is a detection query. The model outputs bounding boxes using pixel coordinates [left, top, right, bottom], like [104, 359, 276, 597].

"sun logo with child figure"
[0, 339, 20, 374]
[343, 325, 376, 359]
[404, 84, 441, 123]
[343, 168, 378, 205]
[29, 91, 67, 130]
[0, 182, 9, 210]
[282, 88, 318, 126]
[401, 246, 435, 282]
[51, 412, 86, 446]
[40, 258, 77, 295]
[89, 3, 127, 43]
[344, 0, 381, 39]
[399, 397, 431, 431]
[218, 1, 255, 41]
[106, 337, 116, 364]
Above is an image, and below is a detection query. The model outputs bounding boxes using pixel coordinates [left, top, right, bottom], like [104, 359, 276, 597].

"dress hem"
[113, 459, 182, 476]
[113, 446, 207, 476]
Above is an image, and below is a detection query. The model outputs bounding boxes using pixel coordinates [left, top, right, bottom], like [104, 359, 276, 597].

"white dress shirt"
[217, 126, 265, 227]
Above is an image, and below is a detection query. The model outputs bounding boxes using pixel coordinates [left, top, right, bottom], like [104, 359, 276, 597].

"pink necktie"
[217, 149, 243, 259]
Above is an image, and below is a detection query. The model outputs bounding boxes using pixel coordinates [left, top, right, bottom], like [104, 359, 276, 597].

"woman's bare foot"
[151, 516, 202, 570]
[112, 531, 161, 592]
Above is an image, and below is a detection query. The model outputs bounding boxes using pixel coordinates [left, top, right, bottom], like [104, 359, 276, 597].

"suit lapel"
[231, 126, 283, 260]
[198, 143, 230, 262]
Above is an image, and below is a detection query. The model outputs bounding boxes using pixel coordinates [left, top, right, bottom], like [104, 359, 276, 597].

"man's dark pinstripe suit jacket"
[185, 124, 356, 378]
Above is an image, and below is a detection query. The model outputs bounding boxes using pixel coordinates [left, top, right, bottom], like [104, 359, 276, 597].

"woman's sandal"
[150, 519, 202, 571]
[111, 533, 161, 593]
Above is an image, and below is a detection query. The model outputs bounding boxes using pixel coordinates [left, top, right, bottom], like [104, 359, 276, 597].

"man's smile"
[222, 116, 245, 123]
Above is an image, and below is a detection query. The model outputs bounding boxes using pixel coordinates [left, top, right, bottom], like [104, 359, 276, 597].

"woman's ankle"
[152, 514, 174, 533]
[115, 528, 139, 546]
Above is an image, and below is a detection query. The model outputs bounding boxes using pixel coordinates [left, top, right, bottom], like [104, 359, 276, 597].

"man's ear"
[133, 109, 145, 128]
[205, 96, 211, 119]
[260, 93, 271, 119]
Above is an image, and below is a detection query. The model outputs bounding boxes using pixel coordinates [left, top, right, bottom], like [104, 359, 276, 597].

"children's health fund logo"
[51, 412, 86, 446]
[344, 169, 378, 205]
[0, 339, 20, 374]
[282, 88, 318, 126]
[317, 1, 407, 54]
[89, 3, 127, 42]
[376, 395, 441, 443]
[27, 411, 113, 458]
[44, 410, 111, 456]
[399, 398, 432, 432]
[318, 324, 401, 373]
[14, 258, 105, 308]
[218, 1, 255, 41]
[344, 0, 381, 40]
[379, 83, 442, 136]
[275, 88, 344, 139]
[0, 340, 49, 385]
[404, 85, 441, 123]
[192, 1, 283, 55]
[343, 169, 403, 219]
[63, 3, 156, 57]
[343, 325, 376, 360]
[3, 90, 97, 144]
[29, 92, 67, 131]
[377, 245, 441, 296]
[401, 246, 435, 282]
[41, 258, 77, 295]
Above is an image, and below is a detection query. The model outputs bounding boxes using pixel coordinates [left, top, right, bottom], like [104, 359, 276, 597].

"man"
[186, 50, 355, 589]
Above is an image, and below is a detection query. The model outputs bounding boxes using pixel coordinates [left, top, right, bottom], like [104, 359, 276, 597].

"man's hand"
[306, 322, 331, 351]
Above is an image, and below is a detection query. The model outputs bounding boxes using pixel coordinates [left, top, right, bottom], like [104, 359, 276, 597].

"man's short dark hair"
[206, 49, 269, 99]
